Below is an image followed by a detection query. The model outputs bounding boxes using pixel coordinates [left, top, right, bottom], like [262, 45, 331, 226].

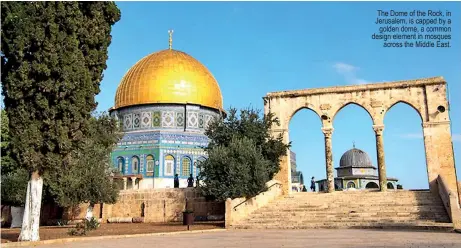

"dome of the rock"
[114, 49, 223, 111]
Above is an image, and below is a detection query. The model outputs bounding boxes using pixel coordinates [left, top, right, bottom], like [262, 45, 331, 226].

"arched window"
[347, 181, 356, 189]
[117, 157, 125, 173]
[132, 156, 139, 174]
[181, 157, 191, 177]
[146, 155, 154, 172]
[164, 155, 174, 176]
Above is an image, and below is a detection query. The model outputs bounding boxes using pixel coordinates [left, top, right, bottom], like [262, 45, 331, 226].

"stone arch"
[287, 106, 322, 128]
[332, 102, 375, 124]
[385, 100, 424, 123]
[365, 182, 379, 189]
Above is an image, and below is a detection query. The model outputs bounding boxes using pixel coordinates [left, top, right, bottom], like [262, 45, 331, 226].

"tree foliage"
[1, 109, 28, 206]
[1, 109, 17, 175]
[198, 107, 290, 201]
[198, 137, 271, 201]
[44, 113, 123, 207]
[1, 2, 121, 227]
[1, 1, 121, 176]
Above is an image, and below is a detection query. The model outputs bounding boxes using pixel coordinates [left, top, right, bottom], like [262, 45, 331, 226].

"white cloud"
[333, 62, 368, 85]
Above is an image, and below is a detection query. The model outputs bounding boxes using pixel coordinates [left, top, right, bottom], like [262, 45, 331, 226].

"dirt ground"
[1, 221, 224, 243]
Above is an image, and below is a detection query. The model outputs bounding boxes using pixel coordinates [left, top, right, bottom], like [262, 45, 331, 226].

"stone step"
[250, 212, 449, 218]
[234, 191, 451, 231]
[264, 205, 446, 210]
[232, 222, 453, 232]
[245, 216, 451, 223]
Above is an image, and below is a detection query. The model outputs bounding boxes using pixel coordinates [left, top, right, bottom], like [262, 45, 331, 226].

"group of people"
[173, 174, 195, 188]
[300, 176, 317, 192]
[173, 174, 317, 191]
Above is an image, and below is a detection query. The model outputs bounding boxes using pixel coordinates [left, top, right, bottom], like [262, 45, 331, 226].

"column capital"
[321, 127, 334, 138]
[122, 178, 127, 182]
[372, 125, 385, 135]
[131, 177, 137, 181]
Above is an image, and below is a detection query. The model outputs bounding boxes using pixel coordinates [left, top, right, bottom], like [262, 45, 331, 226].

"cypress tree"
[1, 2, 120, 241]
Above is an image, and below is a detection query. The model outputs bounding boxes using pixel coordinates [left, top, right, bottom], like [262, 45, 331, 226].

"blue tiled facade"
[109, 104, 221, 189]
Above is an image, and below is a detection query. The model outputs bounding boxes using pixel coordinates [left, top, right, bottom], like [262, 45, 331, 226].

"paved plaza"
[34, 229, 461, 248]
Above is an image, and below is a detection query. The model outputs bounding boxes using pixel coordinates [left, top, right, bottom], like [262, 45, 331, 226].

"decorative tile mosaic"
[198, 113, 204, 128]
[162, 111, 175, 127]
[187, 112, 198, 128]
[141, 112, 152, 128]
[176, 112, 184, 127]
[152, 111, 161, 127]
[133, 113, 141, 128]
[124, 114, 133, 130]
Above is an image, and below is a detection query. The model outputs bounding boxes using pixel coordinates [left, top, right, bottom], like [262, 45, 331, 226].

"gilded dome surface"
[114, 49, 223, 111]
[339, 148, 373, 168]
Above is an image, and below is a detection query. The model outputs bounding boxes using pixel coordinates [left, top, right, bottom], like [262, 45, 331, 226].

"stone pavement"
[35, 229, 461, 248]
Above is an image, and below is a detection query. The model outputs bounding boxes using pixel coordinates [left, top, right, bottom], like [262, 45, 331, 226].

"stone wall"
[226, 180, 282, 227]
[102, 188, 224, 223]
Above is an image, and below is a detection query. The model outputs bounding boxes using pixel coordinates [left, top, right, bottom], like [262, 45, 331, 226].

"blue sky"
[97, 2, 461, 189]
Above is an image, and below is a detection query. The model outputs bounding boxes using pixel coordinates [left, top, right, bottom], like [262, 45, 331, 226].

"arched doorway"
[387, 182, 394, 189]
[365, 182, 379, 189]
[347, 181, 356, 189]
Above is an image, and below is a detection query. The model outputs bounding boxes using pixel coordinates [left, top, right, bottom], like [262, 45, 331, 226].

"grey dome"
[339, 148, 373, 168]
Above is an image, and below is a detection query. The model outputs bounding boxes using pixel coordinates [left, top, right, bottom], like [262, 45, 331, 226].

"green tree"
[199, 136, 272, 201]
[1, 109, 28, 207]
[45, 113, 123, 217]
[198, 107, 290, 201]
[1, 2, 120, 241]
[1, 109, 17, 175]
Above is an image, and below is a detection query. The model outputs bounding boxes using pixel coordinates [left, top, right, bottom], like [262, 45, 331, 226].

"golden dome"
[114, 49, 223, 111]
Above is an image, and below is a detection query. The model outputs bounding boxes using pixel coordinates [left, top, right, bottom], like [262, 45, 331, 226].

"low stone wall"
[225, 180, 282, 227]
[102, 188, 224, 223]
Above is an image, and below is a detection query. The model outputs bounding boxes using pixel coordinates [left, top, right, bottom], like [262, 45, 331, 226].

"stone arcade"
[263, 77, 458, 196]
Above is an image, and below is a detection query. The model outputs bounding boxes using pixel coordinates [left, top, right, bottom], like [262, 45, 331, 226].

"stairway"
[231, 190, 453, 231]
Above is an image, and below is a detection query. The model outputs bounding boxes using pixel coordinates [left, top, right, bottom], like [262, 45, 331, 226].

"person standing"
[187, 174, 194, 187]
[310, 176, 316, 192]
[174, 174, 179, 188]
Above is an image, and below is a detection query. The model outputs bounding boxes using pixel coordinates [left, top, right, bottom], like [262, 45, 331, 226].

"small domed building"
[109, 32, 224, 190]
[316, 145, 399, 191]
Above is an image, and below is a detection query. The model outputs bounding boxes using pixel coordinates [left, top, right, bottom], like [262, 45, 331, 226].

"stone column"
[271, 128, 292, 195]
[123, 178, 127, 190]
[373, 125, 386, 192]
[131, 177, 137, 190]
[322, 127, 334, 193]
